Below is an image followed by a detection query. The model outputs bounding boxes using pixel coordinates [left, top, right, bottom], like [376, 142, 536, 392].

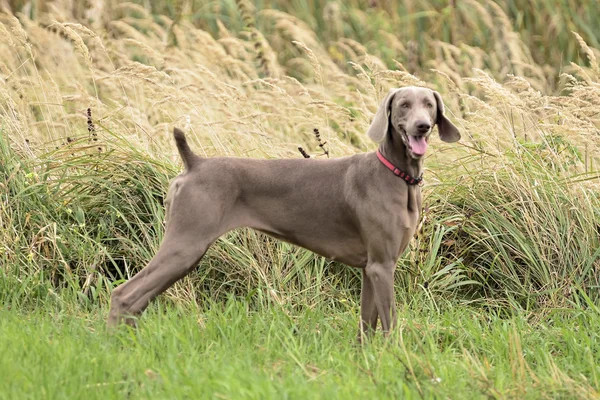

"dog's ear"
[367, 88, 401, 142]
[433, 91, 460, 143]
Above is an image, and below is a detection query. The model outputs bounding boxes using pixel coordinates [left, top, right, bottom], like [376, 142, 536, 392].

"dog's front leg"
[364, 260, 397, 334]
[358, 268, 379, 343]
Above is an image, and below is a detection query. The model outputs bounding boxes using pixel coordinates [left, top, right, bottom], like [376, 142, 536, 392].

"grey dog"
[107, 86, 460, 340]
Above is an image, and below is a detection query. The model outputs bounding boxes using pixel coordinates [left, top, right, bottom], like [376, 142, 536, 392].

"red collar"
[376, 150, 423, 185]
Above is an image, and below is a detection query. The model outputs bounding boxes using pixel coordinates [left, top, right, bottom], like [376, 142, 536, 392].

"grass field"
[1, 0, 600, 398]
[2, 300, 599, 399]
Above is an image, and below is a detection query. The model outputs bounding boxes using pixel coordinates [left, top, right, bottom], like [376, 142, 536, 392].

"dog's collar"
[376, 150, 423, 185]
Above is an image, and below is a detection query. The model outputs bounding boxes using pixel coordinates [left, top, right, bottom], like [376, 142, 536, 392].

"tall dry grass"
[0, 1, 599, 312]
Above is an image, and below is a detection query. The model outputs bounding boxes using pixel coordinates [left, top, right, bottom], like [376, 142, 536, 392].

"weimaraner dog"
[108, 86, 460, 340]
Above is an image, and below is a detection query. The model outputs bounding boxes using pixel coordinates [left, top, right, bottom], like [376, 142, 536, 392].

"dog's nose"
[416, 122, 431, 133]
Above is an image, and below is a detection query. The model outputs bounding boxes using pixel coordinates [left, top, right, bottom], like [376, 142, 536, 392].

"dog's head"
[366, 87, 460, 158]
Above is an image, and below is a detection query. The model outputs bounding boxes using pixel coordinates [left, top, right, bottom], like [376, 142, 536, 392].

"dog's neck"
[378, 129, 424, 180]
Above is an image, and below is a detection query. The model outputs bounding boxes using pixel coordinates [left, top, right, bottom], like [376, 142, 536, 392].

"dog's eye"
[401, 102, 410, 109]
[426, 102, 434, 108]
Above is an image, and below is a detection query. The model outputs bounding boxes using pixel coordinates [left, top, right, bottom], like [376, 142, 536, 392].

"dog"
[107, 86, 460, 340]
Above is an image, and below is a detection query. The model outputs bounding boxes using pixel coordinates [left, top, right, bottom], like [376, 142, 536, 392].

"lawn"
[2, 300, 599, 399]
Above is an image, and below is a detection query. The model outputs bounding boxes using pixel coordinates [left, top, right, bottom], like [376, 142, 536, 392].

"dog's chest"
[387, 204, 420, 260]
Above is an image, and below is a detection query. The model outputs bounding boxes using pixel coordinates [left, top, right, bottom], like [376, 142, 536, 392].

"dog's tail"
[173, 128, 199, 170]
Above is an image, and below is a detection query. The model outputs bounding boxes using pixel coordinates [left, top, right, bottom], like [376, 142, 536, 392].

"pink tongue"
[408, 136, 428, 155]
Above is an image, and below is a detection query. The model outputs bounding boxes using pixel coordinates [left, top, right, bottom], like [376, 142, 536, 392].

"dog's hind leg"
[107, 236, 213, 327]
[107, 186, 230, 327]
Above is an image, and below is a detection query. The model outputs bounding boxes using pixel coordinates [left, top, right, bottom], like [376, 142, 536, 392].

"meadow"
[1, 0, 599, 398]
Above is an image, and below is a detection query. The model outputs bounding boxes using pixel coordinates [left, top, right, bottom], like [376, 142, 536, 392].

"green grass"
[1, 299, 599, 399]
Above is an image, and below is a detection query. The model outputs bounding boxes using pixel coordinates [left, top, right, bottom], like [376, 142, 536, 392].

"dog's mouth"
[407, 134, 428, 156]
[400, 127, 429, 157]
